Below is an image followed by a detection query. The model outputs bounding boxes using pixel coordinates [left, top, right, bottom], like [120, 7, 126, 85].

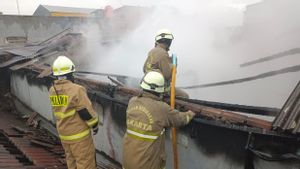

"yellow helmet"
[155, 29, 174, 42]
[52, 56, 75, 76]
[140, 71, 165, 93]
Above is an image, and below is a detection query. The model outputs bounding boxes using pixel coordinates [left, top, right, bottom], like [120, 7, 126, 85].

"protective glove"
[92, 125, 99, 135]
[186, 110, 196, 123]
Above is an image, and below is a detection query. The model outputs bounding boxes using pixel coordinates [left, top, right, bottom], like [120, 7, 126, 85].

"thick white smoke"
[82, 0, 300, 108]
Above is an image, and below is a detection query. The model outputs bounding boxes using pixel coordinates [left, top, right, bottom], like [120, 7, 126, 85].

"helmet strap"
[66, 73, 74, 82]
[156, 40, 172, 51]
[143, 90, 161, 98]
[57, 76, 67, 80]
[57, 73, 74, 82]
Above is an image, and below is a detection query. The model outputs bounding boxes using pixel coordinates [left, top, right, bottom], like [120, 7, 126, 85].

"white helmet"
[155, 29, 174, 42]
[140, 71, 165, 93]
[52, 56, 75, 76]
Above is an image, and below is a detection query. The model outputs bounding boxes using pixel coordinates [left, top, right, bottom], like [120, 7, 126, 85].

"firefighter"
[49, 56, 99, 169]
[122, 71, 195, 169]
[143, 29, 189, 98]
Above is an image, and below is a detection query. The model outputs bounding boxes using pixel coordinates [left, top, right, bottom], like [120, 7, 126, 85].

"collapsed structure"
[0, 0, 300, 168]
[0, 29, 299, 169]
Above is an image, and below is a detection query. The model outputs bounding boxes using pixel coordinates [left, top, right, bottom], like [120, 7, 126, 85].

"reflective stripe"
[60, 67, 71, 71]
[127, 128, 165, 141]
[186, 114, 190, 123]
[87, 117, 98, 127]
[127, 129, 157, 140]
[59, 129, 90, 141]
[54, 109, 76, 119]
[53, 67, 71, 73]
[53, 67, 73, 76]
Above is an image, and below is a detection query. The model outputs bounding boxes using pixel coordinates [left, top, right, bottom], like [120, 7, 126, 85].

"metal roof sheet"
[0, 56, 27, 68]
[41, 5, 96, 14]
[3, 46, 44, 58]
[273, 81, 300, 134]
[0, 31, 81, 69]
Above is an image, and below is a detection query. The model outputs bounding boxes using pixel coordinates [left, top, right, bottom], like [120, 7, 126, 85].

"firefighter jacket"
[49, 79, 99, 144]
[122, 91, 193, 169]
[143, 43, 172, 86]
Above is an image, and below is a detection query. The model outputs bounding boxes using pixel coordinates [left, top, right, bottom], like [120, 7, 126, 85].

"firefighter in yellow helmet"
[49, 56, 99, 169]
[122, 71, 195, 169]
[143, 29, 189, 98]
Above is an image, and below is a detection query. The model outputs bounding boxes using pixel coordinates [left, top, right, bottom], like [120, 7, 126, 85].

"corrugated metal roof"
[0, 51, 8, 56]
[0, 56, 27, 68]
[41, 5, 96, 14]
[3, 46, 44, 58]
[273, 81, 300, 133]
[0, 45, 46, 68]
[0, 31, 81, 69]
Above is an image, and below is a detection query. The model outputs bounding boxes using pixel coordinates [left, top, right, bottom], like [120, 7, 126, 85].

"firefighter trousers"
[61, 135, 96, 169]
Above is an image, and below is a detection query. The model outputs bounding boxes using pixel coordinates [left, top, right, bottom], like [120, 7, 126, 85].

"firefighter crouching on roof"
[143, 29, 189, 98]
[49, 56, 100, 169]
[122, 71, 195, 169]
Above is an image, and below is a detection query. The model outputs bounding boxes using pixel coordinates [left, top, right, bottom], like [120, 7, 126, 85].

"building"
[91, 5, 154, 42]
[113, 6, 153, 27]
[90, 5, 110, 18]
[33, 5, 97, 17]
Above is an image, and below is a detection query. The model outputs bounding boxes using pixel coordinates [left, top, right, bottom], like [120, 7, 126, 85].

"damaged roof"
[0, 29, 81, 69]
[273, 81, 300, 134]
[2, 29, 300, 138]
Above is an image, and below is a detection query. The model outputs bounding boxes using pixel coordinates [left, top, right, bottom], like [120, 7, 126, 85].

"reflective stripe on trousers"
[59, 129, 90, 141]
[126, 128, 165, 141]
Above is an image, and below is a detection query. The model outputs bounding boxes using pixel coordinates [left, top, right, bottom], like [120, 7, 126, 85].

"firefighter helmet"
[155, 29, 174, 42]
[140, 71, 165, 93]
[52, 56, 75, 76]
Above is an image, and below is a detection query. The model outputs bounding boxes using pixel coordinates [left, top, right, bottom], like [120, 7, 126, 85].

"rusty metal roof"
[0, 90, 121, 169]
[0, 95, 67, 168]
[273, 81, 300, 134]
[75, 77, 277, 133]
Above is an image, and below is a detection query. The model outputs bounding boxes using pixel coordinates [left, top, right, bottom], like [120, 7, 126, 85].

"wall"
[10, 72, 54, 122]
[0, 14, 140, 46]
[0, 15, 93, 45]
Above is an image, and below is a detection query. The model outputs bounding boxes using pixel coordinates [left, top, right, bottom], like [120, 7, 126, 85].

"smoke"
[81, 0, 300, 108]
[84, 0, 250, 76]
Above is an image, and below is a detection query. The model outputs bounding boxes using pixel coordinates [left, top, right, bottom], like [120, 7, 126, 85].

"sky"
[0, 0, 261, 15]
